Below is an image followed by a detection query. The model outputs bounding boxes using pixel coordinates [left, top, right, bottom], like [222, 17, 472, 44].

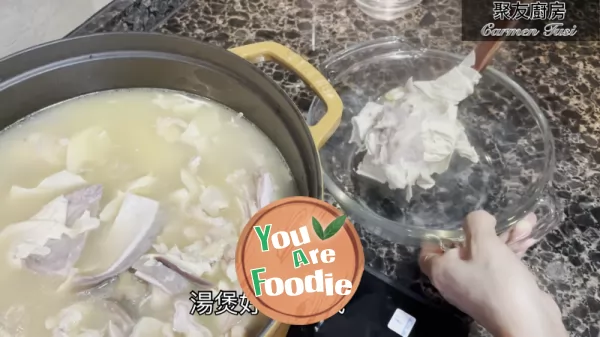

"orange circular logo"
[235, 196, 364, 325]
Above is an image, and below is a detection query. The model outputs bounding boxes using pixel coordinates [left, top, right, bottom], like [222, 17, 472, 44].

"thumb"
[463, 210, 499, 256]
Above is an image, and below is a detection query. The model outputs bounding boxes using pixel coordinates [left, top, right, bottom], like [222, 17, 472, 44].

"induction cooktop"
[287, 267, 471, 337]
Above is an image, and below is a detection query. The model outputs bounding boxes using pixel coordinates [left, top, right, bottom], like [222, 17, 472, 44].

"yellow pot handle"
[261, 321, 289, 337]
[229, 42, 342, 150]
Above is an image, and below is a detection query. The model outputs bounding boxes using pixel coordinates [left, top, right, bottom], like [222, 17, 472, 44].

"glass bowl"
[308, 37, 561, 247]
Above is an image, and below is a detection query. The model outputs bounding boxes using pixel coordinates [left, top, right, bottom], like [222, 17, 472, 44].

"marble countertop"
[77, 0, 599, 336]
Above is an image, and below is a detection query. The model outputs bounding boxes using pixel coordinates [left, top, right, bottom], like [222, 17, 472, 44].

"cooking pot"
[0, 32, 343, 337]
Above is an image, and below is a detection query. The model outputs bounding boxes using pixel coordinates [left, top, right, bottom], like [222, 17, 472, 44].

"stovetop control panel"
[287, 270, 470, 337]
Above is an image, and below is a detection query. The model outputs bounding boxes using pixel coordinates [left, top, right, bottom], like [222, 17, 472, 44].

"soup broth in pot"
[0, 89, 296, 337]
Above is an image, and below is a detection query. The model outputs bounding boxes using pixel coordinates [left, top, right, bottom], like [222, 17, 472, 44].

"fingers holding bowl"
[419, 211, 539, 278]
[500, 213, 538, 257]
[418, 241, 443, 279]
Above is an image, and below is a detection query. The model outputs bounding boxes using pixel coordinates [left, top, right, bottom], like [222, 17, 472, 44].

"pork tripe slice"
[23, 185, 103, 276]
[9, 170, 87, 200]
[151, 242, 221, 281]
[99, 174, 157, 222]
[351, 65, 481, 202]
[132, 256, 191, 296]
[154, 255, 215, 288]
[131, 255, 213, 296]
[1, 186, 102, 272]
[71, 193, 163, 289]
[349, 102, 384, 145]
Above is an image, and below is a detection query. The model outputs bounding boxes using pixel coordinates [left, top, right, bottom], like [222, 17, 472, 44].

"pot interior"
[0, 33, 322, 198]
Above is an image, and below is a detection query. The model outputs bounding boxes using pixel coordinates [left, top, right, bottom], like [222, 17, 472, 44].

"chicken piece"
[199, 186, 229, 217]
[0, 305, 25, 337]
[256, 172, 274, 209]
[224, 262, 237, 283]
[173, 299, 213, 337]
[66, 126, 112, 173]
[221, 310, 257, 337]
[107, 321, 125, 337]
[180, 122, 209, 153]
[45, 300, 134, 337]
[156, 117, 188, 143]
[130, 317, 174, 337]
[190, 205, 232, 228]
[230, 326, 247, 337]
[152, 93, 208, 115]
[181, 168, 203, 197]
[10, 133, 68, 167]
[111, 272, 149, 305]
[228, 169, 275, 215]
[144, 285, 172, 312]
[217, 312, 244, 336]
[225, 170, 256, 210]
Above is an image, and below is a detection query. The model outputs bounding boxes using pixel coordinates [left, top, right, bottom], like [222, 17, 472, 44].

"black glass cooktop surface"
[287, 268, 471, 337]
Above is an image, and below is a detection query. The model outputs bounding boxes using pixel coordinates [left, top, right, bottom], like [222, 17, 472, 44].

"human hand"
[498, 212, 538, 258]
[419, 211, 568, 337]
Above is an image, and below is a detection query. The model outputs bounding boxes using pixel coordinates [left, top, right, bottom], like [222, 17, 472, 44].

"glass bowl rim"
[309, 36, 556, 242]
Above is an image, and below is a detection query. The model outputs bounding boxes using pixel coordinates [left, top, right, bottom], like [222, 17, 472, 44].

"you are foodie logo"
[235, 196, 364, 325]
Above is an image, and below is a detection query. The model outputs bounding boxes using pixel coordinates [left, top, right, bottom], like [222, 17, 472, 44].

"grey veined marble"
[76, 0, 600, 335]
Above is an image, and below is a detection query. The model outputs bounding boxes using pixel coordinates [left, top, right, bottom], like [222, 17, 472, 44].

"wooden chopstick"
[472, 19, 522, 72]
